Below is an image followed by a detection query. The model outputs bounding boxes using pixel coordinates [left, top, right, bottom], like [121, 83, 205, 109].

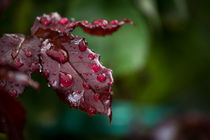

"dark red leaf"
[0, 34, 40, 96]
[30, 12, 121, 120]
[31, 13, 77, 37]
[77, 18, 134, 36]
[39, 33, 113, 120]
[31, 12, 133, 37]
[0, 12, 132, 124]
[0, 64, 39, 97]
[0, 89, 25, 140]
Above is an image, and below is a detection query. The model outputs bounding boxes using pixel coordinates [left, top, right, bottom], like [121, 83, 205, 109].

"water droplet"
[59, 72, 73, 87]
[60, 18, 69, 24]
[25, 51, 32, 57]
[87, 107, 95, 115]
[78, 40, 87, 52]
[109, 20, 118, 25]
[47, 48, 68, 63]
[14, 58, 23, 68]
[67, 91, 83, 106]
[81, 21, 89, 26]
[40, 17, 51, 26]
[97, 73, 106, 82]
[78, 56, 83, 59]
[69, 21, 77, 26]
[94, 94, 99, 101]
[43, 69, 49, 78]
[91, 64, 101, 72]
[30, 63, 40, 72]
[88, 54, 95, 60]
[107, 82, 113, 86]
[92, 20, 108, 27]
[107, 107, 112, 123]
[104, 100, 110, 105]
[83, 82, 89, 90]
[9, 89, 17, 97]
[51, 80, 58, 87]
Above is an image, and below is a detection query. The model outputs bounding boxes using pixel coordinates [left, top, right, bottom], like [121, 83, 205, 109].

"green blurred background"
[1, 0, 210, 139]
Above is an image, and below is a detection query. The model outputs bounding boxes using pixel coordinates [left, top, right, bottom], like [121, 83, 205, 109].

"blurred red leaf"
[0, 89, 25, 140]
[0, 34, 40, 96]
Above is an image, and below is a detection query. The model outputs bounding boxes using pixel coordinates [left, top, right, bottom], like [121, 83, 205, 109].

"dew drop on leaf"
[109, 20, 118, 24]
[87, 107, 95, 115]
[78, 56, 83, 59]
[30, 63, 41, 73]
[92, 19, 108, 27]
[59, 18, 69, 24]
[78, 39, 87, 52]
[88, 54, 95, 60]
[59, 72, 73, 87]
[94, 94, 99, 101]
[91, 64, 101, 72]
[46, 49, 68, 63]
[42, 69, 49, 78]
[40, 17, 51, 26]
[97, 73, 106, 82]
[13, 58, 23, 68]
[107, 82, 113, 86]
[25, 51, 32, 57]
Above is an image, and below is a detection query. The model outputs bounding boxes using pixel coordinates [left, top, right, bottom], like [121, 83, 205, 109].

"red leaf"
[0, 34, 40, 96]
[0, 12, 132, 123]
[0, 34, 41, 73]
[39, 34, 113, 120]
[0, 64, 39, 97]
[31, 12, 133, 37]
[31, 13, 77, 37]
[77, 18, 134, 36]
[0, 89, 25, 140]
[30, 12, 120, 120]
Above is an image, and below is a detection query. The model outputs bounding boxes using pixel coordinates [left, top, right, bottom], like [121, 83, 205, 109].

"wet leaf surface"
[0, 34, 41, 96]
[0, 13, 132, 135]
